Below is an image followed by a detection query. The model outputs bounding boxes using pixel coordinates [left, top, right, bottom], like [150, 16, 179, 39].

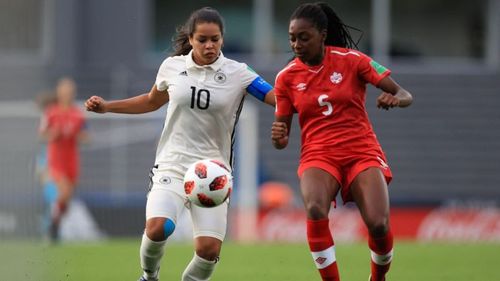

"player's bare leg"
[50, 176, 74, 242]
[350, 167, 393, 281]
[139, 217, 174, 281]
[182, 236, 221, 281]
[300, 168, 341, 281]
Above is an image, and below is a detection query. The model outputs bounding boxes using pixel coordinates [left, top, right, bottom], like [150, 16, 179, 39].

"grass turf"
[1, 239, 499, 281]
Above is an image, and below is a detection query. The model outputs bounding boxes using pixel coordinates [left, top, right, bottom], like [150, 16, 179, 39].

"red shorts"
[48, 158, 79, 184]
[298, 151, 392, 204]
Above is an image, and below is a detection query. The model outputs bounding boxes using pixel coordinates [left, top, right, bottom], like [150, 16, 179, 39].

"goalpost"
[234, 100, 259, 241]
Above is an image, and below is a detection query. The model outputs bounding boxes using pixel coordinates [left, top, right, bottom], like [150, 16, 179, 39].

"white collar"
[185, 50, 225, 71]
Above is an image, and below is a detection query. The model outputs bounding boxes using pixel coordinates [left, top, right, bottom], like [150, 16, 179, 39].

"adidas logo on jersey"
[179, 71, 188, 76]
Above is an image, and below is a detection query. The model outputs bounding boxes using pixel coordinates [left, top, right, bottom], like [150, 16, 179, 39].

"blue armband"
[246, 76, 273, 101]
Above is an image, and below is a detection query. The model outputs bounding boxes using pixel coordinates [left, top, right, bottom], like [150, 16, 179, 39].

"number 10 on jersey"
[190, 86, 210, 110]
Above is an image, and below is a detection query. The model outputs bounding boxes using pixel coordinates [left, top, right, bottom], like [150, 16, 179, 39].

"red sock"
[368, 230, 394, 281]
[52, 201, 68, 223]
[307, 219, 340, 281]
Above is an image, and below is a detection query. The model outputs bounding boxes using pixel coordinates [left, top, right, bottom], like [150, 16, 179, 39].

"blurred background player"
[271, 2, 412, 281]
[85, 7, 275, 281]
[35, 91, 58, 238]
[258, 181, 294, 213]
[39, 77, 89, 242]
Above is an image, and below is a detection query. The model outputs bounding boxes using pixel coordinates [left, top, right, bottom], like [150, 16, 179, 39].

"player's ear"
[320, 29, 327, 43]
[188, 35, 194, 47]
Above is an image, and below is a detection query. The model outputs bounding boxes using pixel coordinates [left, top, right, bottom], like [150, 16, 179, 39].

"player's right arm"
[272, 66, 295, 150]
[38, 109, 61, 142]
[85, 85, 169, 114]
[272, 115, 292, 149]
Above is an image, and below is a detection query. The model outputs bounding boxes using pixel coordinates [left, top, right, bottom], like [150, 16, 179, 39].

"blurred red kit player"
[39, 77, 88, 242]
[41, 102, 86, 183]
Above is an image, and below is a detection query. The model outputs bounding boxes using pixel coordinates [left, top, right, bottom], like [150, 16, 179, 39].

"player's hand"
[271, 121, 289, 149]
[47, 128, 61, 141]
[85, 96, 108, 113]
[376, 92, 400, 110]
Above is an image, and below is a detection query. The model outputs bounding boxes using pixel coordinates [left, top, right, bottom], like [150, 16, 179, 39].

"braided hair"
[172, 7, 225, 56]
[290, 2, 360, 49]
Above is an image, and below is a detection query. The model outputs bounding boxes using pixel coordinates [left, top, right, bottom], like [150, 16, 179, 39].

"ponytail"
[172, 25, 192, 56]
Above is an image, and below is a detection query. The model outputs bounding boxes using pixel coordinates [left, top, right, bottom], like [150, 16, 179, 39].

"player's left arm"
[376, 76, 413, 110]
[77, 120, 91, 144]
[263, 89, 276, 106]
[246, 76, 275, 106]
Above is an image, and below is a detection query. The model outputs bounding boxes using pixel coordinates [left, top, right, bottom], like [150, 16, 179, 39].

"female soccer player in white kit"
[85, 7, 275, 281]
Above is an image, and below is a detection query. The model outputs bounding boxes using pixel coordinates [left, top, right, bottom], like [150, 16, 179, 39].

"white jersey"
[154, 51, 258, 178]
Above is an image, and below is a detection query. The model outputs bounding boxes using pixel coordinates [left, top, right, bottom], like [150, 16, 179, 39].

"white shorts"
[146, 166, 228, 241]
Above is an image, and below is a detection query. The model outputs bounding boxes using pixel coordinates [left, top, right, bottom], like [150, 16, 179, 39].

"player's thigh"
[300, 167, 341, 210]
[350, 167, 390, 230]
[146, 186, 185, 224]
[189, 201, 228, 242]
[145, 187, 186, 240]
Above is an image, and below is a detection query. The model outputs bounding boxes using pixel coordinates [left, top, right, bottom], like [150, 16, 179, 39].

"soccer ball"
[183, 159, 233, 208]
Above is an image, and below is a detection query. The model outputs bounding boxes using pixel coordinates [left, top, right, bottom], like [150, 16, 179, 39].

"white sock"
[140, 233, 166, 280]
[181, 253, 218, 281]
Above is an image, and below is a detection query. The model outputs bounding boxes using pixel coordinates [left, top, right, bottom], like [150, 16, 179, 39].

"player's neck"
[302, 46, 325, 67]
[58, 102, 72, 110]
[192, 53, 219, 66]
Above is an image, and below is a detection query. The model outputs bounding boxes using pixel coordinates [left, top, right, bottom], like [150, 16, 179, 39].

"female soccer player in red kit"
[39, 77, 89, 242]
[271, 3, 412, 281]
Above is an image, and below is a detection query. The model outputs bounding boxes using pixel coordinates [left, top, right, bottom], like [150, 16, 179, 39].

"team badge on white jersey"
[214, 71, 227, 84]
[159, 176, 172, 185]
[330, 72, 343, 84]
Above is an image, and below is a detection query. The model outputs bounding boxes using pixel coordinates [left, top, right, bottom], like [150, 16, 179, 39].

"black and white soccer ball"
[183, 159, 233, 208]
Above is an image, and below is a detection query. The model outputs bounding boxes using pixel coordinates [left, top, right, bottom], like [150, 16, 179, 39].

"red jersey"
[275, 46, 391, 159]
[40, 104, 86, 182]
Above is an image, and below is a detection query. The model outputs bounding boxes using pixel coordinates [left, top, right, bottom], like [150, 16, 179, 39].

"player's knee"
[163, 218, 176, 238]
[195, 247, 220, 261]
[195, 239, 221, 261]
[366, 217, 389, 237]
[305, 202, 329, 220]
[146, 217, 176, 241]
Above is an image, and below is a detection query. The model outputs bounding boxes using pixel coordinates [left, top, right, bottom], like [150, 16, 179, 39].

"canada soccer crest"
[330, 72, 342, 84]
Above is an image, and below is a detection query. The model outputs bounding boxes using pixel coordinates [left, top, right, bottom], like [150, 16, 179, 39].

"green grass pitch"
[1, 239, 499, 280]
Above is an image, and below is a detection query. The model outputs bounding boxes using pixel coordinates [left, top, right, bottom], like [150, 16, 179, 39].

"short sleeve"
[38, 113, 49, 133]
[357, 53, 391, 86]
[274, 74, 295, 116]
[79, 112, 88, 131]
[39, 107, 54, 132]
[239, 63, 259, 88]
[155, 58, 172, 92]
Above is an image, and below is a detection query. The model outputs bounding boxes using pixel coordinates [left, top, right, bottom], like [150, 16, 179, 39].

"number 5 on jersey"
[190, 86, 210, 110]
[318, 94, 333, 116]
